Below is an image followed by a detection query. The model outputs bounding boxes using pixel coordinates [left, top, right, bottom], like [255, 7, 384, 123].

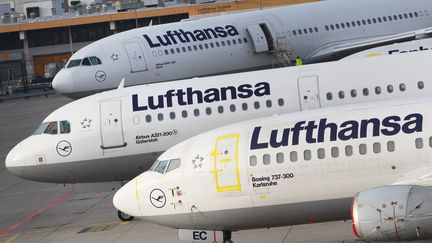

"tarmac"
[0, 94, 429, 243]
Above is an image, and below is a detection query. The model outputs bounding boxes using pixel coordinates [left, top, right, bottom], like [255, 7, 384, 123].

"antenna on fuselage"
[117, 78, 125, 90]
[148, 20, 153, 27]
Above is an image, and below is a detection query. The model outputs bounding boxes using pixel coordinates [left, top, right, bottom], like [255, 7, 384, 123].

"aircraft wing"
[305, 27, 432, 63]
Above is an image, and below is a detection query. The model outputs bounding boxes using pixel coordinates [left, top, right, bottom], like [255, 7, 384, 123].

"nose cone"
[6, 139, 32, 179]
[113, 178, 142, 217]
[52, 69, 74, 95]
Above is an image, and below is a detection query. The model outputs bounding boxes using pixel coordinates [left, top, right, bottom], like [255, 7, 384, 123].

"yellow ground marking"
[259, 195, 267, 199]
[4, 235, 17, 243]
[120, 222, 129, 225]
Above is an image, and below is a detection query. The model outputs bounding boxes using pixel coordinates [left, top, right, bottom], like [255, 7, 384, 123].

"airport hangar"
[0, 0, 317, 93]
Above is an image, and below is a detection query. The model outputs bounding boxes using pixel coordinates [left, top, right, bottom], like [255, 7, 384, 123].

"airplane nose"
[5, 142, 30, 179]
[52, 69, 74, 95]
[113, 178, 142, 217]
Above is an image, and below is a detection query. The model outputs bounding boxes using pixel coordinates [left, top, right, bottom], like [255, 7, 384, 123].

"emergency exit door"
[298, 76, 321, 110]
[100, 100, 127, 149]
[124, 41, 148, 72]
[210, 134, 241, 193]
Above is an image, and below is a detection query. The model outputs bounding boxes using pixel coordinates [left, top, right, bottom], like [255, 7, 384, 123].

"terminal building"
[0, 0, 316, 91]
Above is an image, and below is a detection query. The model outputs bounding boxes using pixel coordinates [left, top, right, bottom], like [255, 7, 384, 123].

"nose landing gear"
[117, 210, 134, 221]
[223, 231, 234, 243]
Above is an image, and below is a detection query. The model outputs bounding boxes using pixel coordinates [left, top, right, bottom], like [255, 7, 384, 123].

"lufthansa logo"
[95, 70, 106, 82]
[149, 188, 166, 208]
[56, 140, 72, 157]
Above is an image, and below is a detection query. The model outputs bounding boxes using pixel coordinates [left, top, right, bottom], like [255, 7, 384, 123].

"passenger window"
[338, 91, 344, 99]
[266, 100, 272, 108]
[60, 121, 70, 134]
[182, 110, 188, 118]
[387, 85, 394, 93]
[400, 83, 406, 91]
[304, 150, 311, 161]
[218, 106, 224, 113]
[238, 38, 243, 44]
[242, 103, 248, 111]
[170, 49, 175, 54]
[194, 109, 200, 117]
[221, 41, 226, 46]
[351, 89, 357, 97]
[164, 50, 169, 55]
[89, 57, 102, 65]
[146, 115, 151, 122]
[44, 121, 58, 134]
[317, 148, 325, 159]
[230, 104, 236, 112]
[166, 159, 181, 173]
[387, 141, 395, 152]
[359, 144, 367, 155]
[373, 142, 381, 153]
[290, 151, 298, 162]
[263, 154, 271, 165]
[363, 88, 369, 96]
[326, 92, 333, 100]
[243, 38, 248, 43]
[227, 40, 231, 46]
[67, 59, 81, 68]
[154, 160, 169, 173]
[276, 153, 284, 163]
[250, 155, 257, 166]
[158, 113, 164, 121]
[345, 145, 353, 156]
[254, 101, 260, 109]
[188, 46, 192, 51]
[278, 98, 284, 106]
[182, 47, 186, 52]
[418, 81, 424, 89]
[416, 138, 424, 149]
[375, 86, 381, 95]
[206, 107, 212, 115]
[170, 112, 175, 120]
[331, 147, 339, 158]
[429, 137, 432, 147]
[176, 47, 180, 53]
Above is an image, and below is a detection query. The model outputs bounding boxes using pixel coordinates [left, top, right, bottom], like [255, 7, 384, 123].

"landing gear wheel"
[223, 231, 233, 243]
[117, 210, 134, 221]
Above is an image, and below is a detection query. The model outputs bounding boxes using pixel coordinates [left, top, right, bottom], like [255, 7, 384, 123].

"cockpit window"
[149, 160, 159, 171]
[166, 159, 181, 173]
[44, 121, 58, 134]
[89, 56, 102, 65]
[60, 121, 70, 134]
[67, 59, 81, 68]
[81, 58, 91, 66]
[154, 160, 169, 174]
[33, 122, 49, 135]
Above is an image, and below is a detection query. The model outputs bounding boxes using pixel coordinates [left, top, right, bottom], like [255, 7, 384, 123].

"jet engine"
[352, 185, 432, 241]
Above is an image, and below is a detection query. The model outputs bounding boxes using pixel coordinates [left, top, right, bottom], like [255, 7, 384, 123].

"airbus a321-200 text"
[114, 96, 432, 243]
[52, 0, 432, 98]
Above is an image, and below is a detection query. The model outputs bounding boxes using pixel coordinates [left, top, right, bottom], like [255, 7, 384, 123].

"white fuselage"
[114, 97, 432, 233]
[6, 51, 432, 183]
[52, 0, 432, 98]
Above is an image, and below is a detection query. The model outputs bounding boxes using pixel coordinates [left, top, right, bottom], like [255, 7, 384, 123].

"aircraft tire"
[117, 210, 134, 221]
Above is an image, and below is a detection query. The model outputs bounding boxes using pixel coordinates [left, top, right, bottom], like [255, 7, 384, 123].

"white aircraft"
[114, 96, 432, 242]
[6, 51, 432, 185]
[343, 38, 432, 59]
[52, 0, 432, 99]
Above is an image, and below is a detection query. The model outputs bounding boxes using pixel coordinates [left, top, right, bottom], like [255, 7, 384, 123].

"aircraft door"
[298, 76, 321, 110]
[100, 100, 127, 149]
[246, 23, 274, 53]
[124, 41, 148, 72]
[209, 134, 241, 193]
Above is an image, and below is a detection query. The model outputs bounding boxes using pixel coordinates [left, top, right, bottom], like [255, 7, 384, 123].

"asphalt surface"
[0, 94, 429, 243]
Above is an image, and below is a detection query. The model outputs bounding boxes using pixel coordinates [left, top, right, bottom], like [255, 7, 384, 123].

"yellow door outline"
[209, 133, 241, 193]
